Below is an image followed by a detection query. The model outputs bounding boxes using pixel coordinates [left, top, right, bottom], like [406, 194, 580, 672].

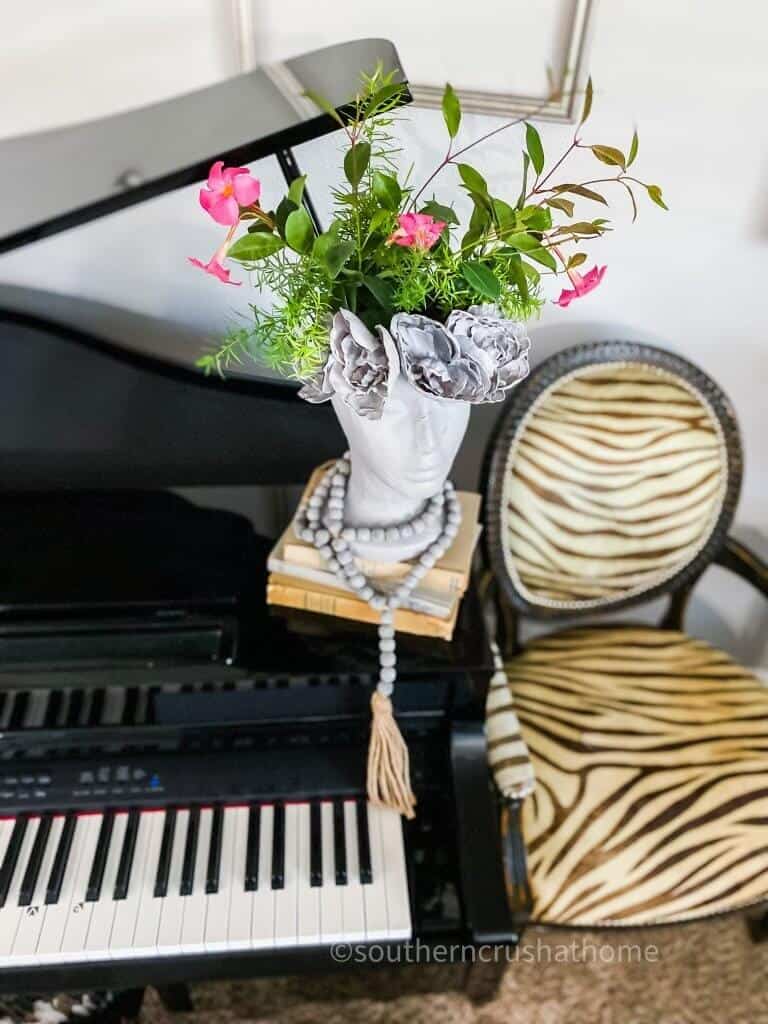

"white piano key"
[273, 804, 299, 947]
[130, 810, 165, 957]
[226, 806, 251, 950]
[156, 808, 189, 956]
[101, 687, 125, 725]
[0, 818, 40, 959]
[377, 807, 411, 939]
[250, 804, 275, 949]
[319, 801, 343, 944]
[341, 801, 366, 941]
[58, 814, 102, 959]
[23, 690, 49, 728]
[0, 693, 16, 729]
[179, 807, 212, 953]
[11, 815, 64, 964]
[204, 806, 237, 951]
[84, 811, 127, 960]
[109, 811, 152, 959]
[77, 689, 93, 727]
[36, 815, 88, 963]
[362, 805, 389, 941]
[296, 803, 320, 946]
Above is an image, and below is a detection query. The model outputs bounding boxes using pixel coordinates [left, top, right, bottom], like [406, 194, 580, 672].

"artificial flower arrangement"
[191, 67, 666, 418]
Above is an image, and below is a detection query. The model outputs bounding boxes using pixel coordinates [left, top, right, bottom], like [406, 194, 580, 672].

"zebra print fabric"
[501, 364, 728, 609]
[500, 626, 768, 926]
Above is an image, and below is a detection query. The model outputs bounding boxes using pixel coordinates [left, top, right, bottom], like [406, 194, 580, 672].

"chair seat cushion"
[504, 626, 768, 926]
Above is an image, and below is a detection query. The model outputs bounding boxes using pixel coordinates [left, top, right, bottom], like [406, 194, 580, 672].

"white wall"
[1, 1, 766, 662]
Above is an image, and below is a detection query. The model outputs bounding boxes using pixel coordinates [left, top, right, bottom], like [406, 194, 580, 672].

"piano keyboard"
[0, 686, 158, 731]
[0, 800, 410, 965]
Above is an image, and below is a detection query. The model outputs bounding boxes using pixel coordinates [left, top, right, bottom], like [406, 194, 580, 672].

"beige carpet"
[139, 913, 768, 1024]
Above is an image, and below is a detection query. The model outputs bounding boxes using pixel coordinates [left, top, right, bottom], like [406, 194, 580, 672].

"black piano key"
[309, 802, 322, 887]
[180, 807, 200, 896]
[154, 808, 176, 898]
[0, 691, 6, 724]
[86, 810, 114, 901]
[356, 799, 373, 885]
[87, 688, 105, 726]
[244, 804, 260, 892]
[113, 809, 139, 900]
[0, 817, 28, 907]
[46, 813, 75, 904]
[43, 689, 63, 728]
[121, 688, 139, 725]
[18, 814, 52, 906]
[8, 691, 29, 730]
[271, 802, 285, 890]
[333, 799, 347, 886]
[205, 806, 223, 894]
[65, 689, 84, 727]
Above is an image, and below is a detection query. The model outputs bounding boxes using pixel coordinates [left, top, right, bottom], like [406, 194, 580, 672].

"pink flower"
[188, 234, 240, 286]
[556, 264, 607, 307]
[387, 212, 446, 250]
[199, 160, 261, 226]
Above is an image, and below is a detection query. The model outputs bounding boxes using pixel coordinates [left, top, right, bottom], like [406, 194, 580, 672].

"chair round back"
[483, 341, 742, 617]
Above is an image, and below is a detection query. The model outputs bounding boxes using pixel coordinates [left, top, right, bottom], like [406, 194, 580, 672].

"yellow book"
[267, 580, 460, 641]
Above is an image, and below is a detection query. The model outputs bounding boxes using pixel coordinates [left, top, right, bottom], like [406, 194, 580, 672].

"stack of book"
[267, 465, 481, 641]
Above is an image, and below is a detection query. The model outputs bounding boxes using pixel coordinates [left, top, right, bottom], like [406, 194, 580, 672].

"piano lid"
[0, 38, 408, 254]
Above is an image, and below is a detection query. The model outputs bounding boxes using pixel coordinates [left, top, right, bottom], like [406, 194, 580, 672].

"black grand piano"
[0, 39, 518, 1006]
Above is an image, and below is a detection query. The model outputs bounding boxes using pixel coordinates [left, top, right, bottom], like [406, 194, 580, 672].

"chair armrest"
[714, 536, 768, 598]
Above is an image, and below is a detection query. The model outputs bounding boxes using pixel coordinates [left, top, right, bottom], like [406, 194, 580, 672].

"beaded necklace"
[293, 453, 462, 818]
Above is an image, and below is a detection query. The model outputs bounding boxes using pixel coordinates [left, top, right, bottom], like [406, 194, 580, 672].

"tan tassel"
[366, 690, 417, 819]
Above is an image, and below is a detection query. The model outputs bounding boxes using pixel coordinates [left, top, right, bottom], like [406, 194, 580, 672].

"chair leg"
[156, 984, 194, 1012]
[462, 955, 507, 1004]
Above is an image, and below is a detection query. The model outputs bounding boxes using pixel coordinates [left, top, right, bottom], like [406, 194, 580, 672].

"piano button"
[319, 802, 343, 943]
[271, 802, 285, 890]
[8, 691, 30, 731]
[0, 817, 37, 958]
[341, 801, 366, 941]
[84, 810, 127, 960]
[250, 803, 275, 949]
[87, 688, 105, 727]
[179, 807, 211, 953]
[377, 806, 411, 940]
[19, 814, 52, 906]
[204, 806, 237, 951]
[244, 803, 260, 892]
[46, 813, 76, 904]
[0, 816, 28, 908]
[131, 811, 166, 957]
[156, 807, 189, 955]
[273, 803, 299, 946]
[121, 687, 139, 725]
[332, 799, 347, 886]
[180, 807, 200, 897]
[309, 801, 322, 887]
[205, 805, 223, 894]
[227, 807, 251, 949]
[154, 807, 176, 898]
[356, 798, 373, 885]
[65, 689, 85, 728]
[113, 808, 140, 900]
[59, 813, 102, 960]
[297, 803, 320, 945]
[109, 811, 153, 958]
[87, 810, 115, 901]
[43, 689, 63, 729]
[36, 815, 88, 962]
[11, 815, 63, 965]
[361, 805, 389, 940]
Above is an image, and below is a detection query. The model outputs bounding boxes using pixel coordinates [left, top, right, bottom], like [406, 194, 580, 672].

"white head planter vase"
[300, 305, 530, 562]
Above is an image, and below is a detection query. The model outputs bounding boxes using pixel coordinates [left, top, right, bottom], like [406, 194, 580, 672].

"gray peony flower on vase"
[298, 308, 400, 420]
[389, 312, 494, 403]
[445, 305, 531, 402]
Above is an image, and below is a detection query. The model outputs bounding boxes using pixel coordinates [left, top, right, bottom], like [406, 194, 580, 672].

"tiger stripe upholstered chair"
[482, 341, 768, 931]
